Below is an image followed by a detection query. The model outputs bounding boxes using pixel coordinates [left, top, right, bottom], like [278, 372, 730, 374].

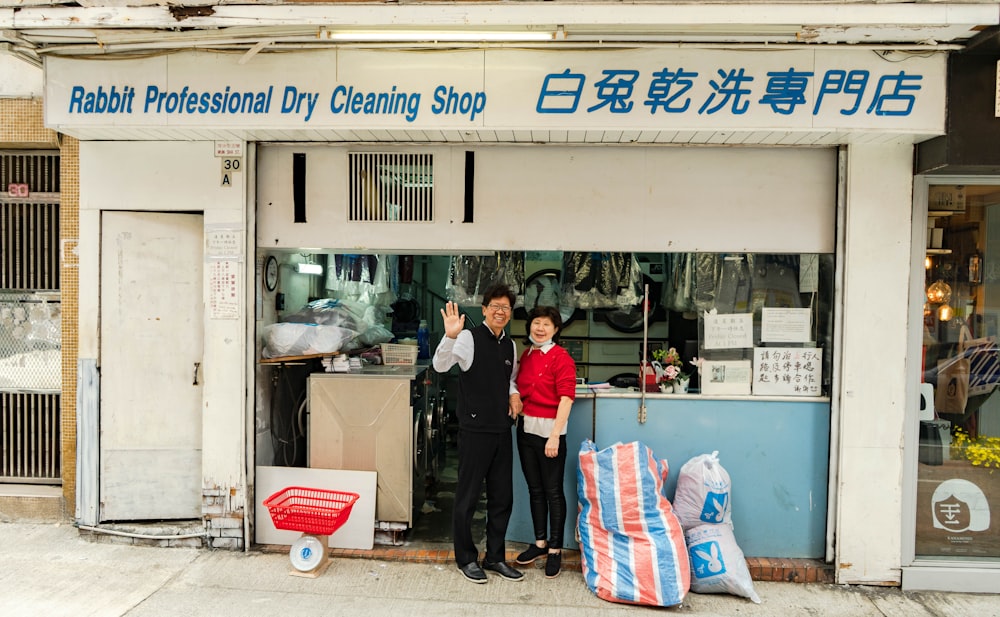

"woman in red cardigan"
[511, 305, 577, 578]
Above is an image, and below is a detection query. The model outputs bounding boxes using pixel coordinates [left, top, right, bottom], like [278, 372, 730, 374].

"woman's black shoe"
[545, 552, 562, 579]
[515, 543, 547, 565]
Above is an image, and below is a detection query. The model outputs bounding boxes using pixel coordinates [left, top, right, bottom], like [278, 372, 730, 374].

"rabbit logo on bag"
[691, 541, 727, 577]
[699, 492, 730, 524]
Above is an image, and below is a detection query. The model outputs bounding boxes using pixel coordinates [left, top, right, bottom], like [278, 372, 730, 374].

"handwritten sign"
[209, 259, 240, 320]
[761, 308, 812, 343]
[703, 312, 753, 350]
[753, 347, 823, 396]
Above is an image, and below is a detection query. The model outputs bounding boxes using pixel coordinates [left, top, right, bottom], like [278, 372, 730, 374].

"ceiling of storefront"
[56, 126, 940, 146]
[3, 3, 996, 64]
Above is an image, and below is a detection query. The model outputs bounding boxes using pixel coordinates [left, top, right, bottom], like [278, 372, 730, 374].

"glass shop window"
[258, 251, 834, 398]
[676, 253, 834, 397]
[917, 184, 1000, 561]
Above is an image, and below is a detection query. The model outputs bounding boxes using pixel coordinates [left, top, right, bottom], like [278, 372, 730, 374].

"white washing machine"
[510, 253, 588, 338]
[582, 253, 667, 384]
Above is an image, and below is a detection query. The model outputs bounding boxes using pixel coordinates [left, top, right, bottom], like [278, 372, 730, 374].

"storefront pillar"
[835, 142, 917, 584]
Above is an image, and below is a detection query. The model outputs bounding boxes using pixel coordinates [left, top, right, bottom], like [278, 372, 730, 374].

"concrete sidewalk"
[1, 522, 998, 617]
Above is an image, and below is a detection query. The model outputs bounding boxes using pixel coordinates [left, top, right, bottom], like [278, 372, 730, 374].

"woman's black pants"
[516, 420, 567, 549]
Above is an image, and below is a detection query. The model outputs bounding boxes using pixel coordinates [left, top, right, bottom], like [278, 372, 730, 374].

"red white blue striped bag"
[576, 440, 690, 607]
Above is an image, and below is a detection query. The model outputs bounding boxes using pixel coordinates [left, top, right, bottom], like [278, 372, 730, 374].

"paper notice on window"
[753, 347, 823, 396]
[799, 254, 818, 293]
[209, 259, 240, 320]
[206, 225, 242, 260]
[703, 312, 754, 350]
[700, 360, 752, 395]
[760, 308, 812, 343]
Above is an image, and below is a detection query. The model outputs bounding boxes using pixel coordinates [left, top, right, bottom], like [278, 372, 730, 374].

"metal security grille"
[0, 391, 61, 483]
[1, 151, 61, 290]
[0, 151, 62, 484]
[348, 152, 434, 222]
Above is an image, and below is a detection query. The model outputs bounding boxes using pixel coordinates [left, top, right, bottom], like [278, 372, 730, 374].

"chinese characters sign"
[45, 48, 945, 134]
[704, 312, 753, 350]
[209, 260, 240, 320]
[753, 347, 823, 396]
[536, 65, 921, 118]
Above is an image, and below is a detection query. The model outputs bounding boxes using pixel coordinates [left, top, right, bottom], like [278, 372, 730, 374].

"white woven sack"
[674, 451, 732, 529]
[685, 523, 761, 604]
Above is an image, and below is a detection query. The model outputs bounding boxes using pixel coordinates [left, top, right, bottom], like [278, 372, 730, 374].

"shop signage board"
[45, 48, 945, 134]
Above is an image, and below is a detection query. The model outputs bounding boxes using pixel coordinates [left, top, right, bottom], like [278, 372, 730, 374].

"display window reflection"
[918, 184, 1000, 561]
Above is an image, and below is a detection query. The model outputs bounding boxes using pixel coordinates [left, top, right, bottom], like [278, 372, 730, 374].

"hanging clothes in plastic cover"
[748, 254, 802, 313]
[663, 253, 696, 314]
[446, 252, 525, 306]
[713, 255, 752, 314]
[325, 254, 395, 306]
[561, 252, 639, 309]
[693, 253, 721, 314]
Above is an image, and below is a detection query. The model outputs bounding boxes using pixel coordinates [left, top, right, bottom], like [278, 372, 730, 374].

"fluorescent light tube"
[297, 263, 323, 275]
[323, 30, 555, 42]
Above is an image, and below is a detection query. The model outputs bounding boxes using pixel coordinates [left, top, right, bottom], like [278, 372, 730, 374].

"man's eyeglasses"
[487, 304, 512, 314]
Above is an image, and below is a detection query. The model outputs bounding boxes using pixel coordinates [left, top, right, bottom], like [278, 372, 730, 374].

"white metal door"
[100, 211, 203, 520]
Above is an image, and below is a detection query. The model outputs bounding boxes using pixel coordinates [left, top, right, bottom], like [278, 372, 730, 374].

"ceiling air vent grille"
[349, 152, 433, 222]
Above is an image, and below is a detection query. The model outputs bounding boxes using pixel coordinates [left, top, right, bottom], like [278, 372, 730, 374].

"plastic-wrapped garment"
[261, 323, 358, 358]
[577, 440, 690, 607]
[664, 253, 696, 314]
[447, 255, 498, 305]
[693, 253, 720, 314]
[714, 255, 752, 314]
[748, 254, 802, 313]
[562, 252, 635, 309]
[325, 254, 378, 296]
[277, 299, 392, 351]
[685, 523, 761, 603]
[282, 299, 359, 329]
[446, 252, 524, 306]
[673, 451, 732, 529]
[325, 254, 396, 306]
[496, 251, 525, 300]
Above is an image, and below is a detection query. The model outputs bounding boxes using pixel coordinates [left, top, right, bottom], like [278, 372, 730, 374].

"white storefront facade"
[4, 1, 998, 592]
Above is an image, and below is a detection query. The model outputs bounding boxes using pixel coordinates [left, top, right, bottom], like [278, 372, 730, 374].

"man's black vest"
[456, 324, 515, 433]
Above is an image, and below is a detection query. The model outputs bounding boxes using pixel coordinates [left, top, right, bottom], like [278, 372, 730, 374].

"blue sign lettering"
[586, 70, 640, 113]
[759, 68, 814, 115]
[644, 68, 698, 114]
[698, 68, 754, 115]
[535, 66, 923, 119]
[537, 69, 586, 114]
[431, 86, 487, 121]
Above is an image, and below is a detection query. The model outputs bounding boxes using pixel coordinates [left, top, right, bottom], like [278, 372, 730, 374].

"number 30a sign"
[221, 157, 242, 187]
[8, 183, 29, 197]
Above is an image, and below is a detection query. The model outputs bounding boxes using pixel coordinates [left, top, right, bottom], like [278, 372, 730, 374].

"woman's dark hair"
[481, 283, 517, 308]
[525, 305, 563, 344]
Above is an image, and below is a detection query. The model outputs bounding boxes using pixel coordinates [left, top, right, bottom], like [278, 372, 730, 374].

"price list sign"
[753, 347, 822, 396]
[209, 259, 240, 320]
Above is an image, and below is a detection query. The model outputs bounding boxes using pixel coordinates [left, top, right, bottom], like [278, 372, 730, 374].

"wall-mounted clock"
[264, 255, 279, 292]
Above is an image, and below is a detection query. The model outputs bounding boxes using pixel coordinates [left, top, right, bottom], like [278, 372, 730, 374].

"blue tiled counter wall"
[509, 394, 830, 558]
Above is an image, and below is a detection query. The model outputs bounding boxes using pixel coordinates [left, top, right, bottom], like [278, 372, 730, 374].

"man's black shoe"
[458, 561, 488, 584]
[482, 560, 524, 581]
